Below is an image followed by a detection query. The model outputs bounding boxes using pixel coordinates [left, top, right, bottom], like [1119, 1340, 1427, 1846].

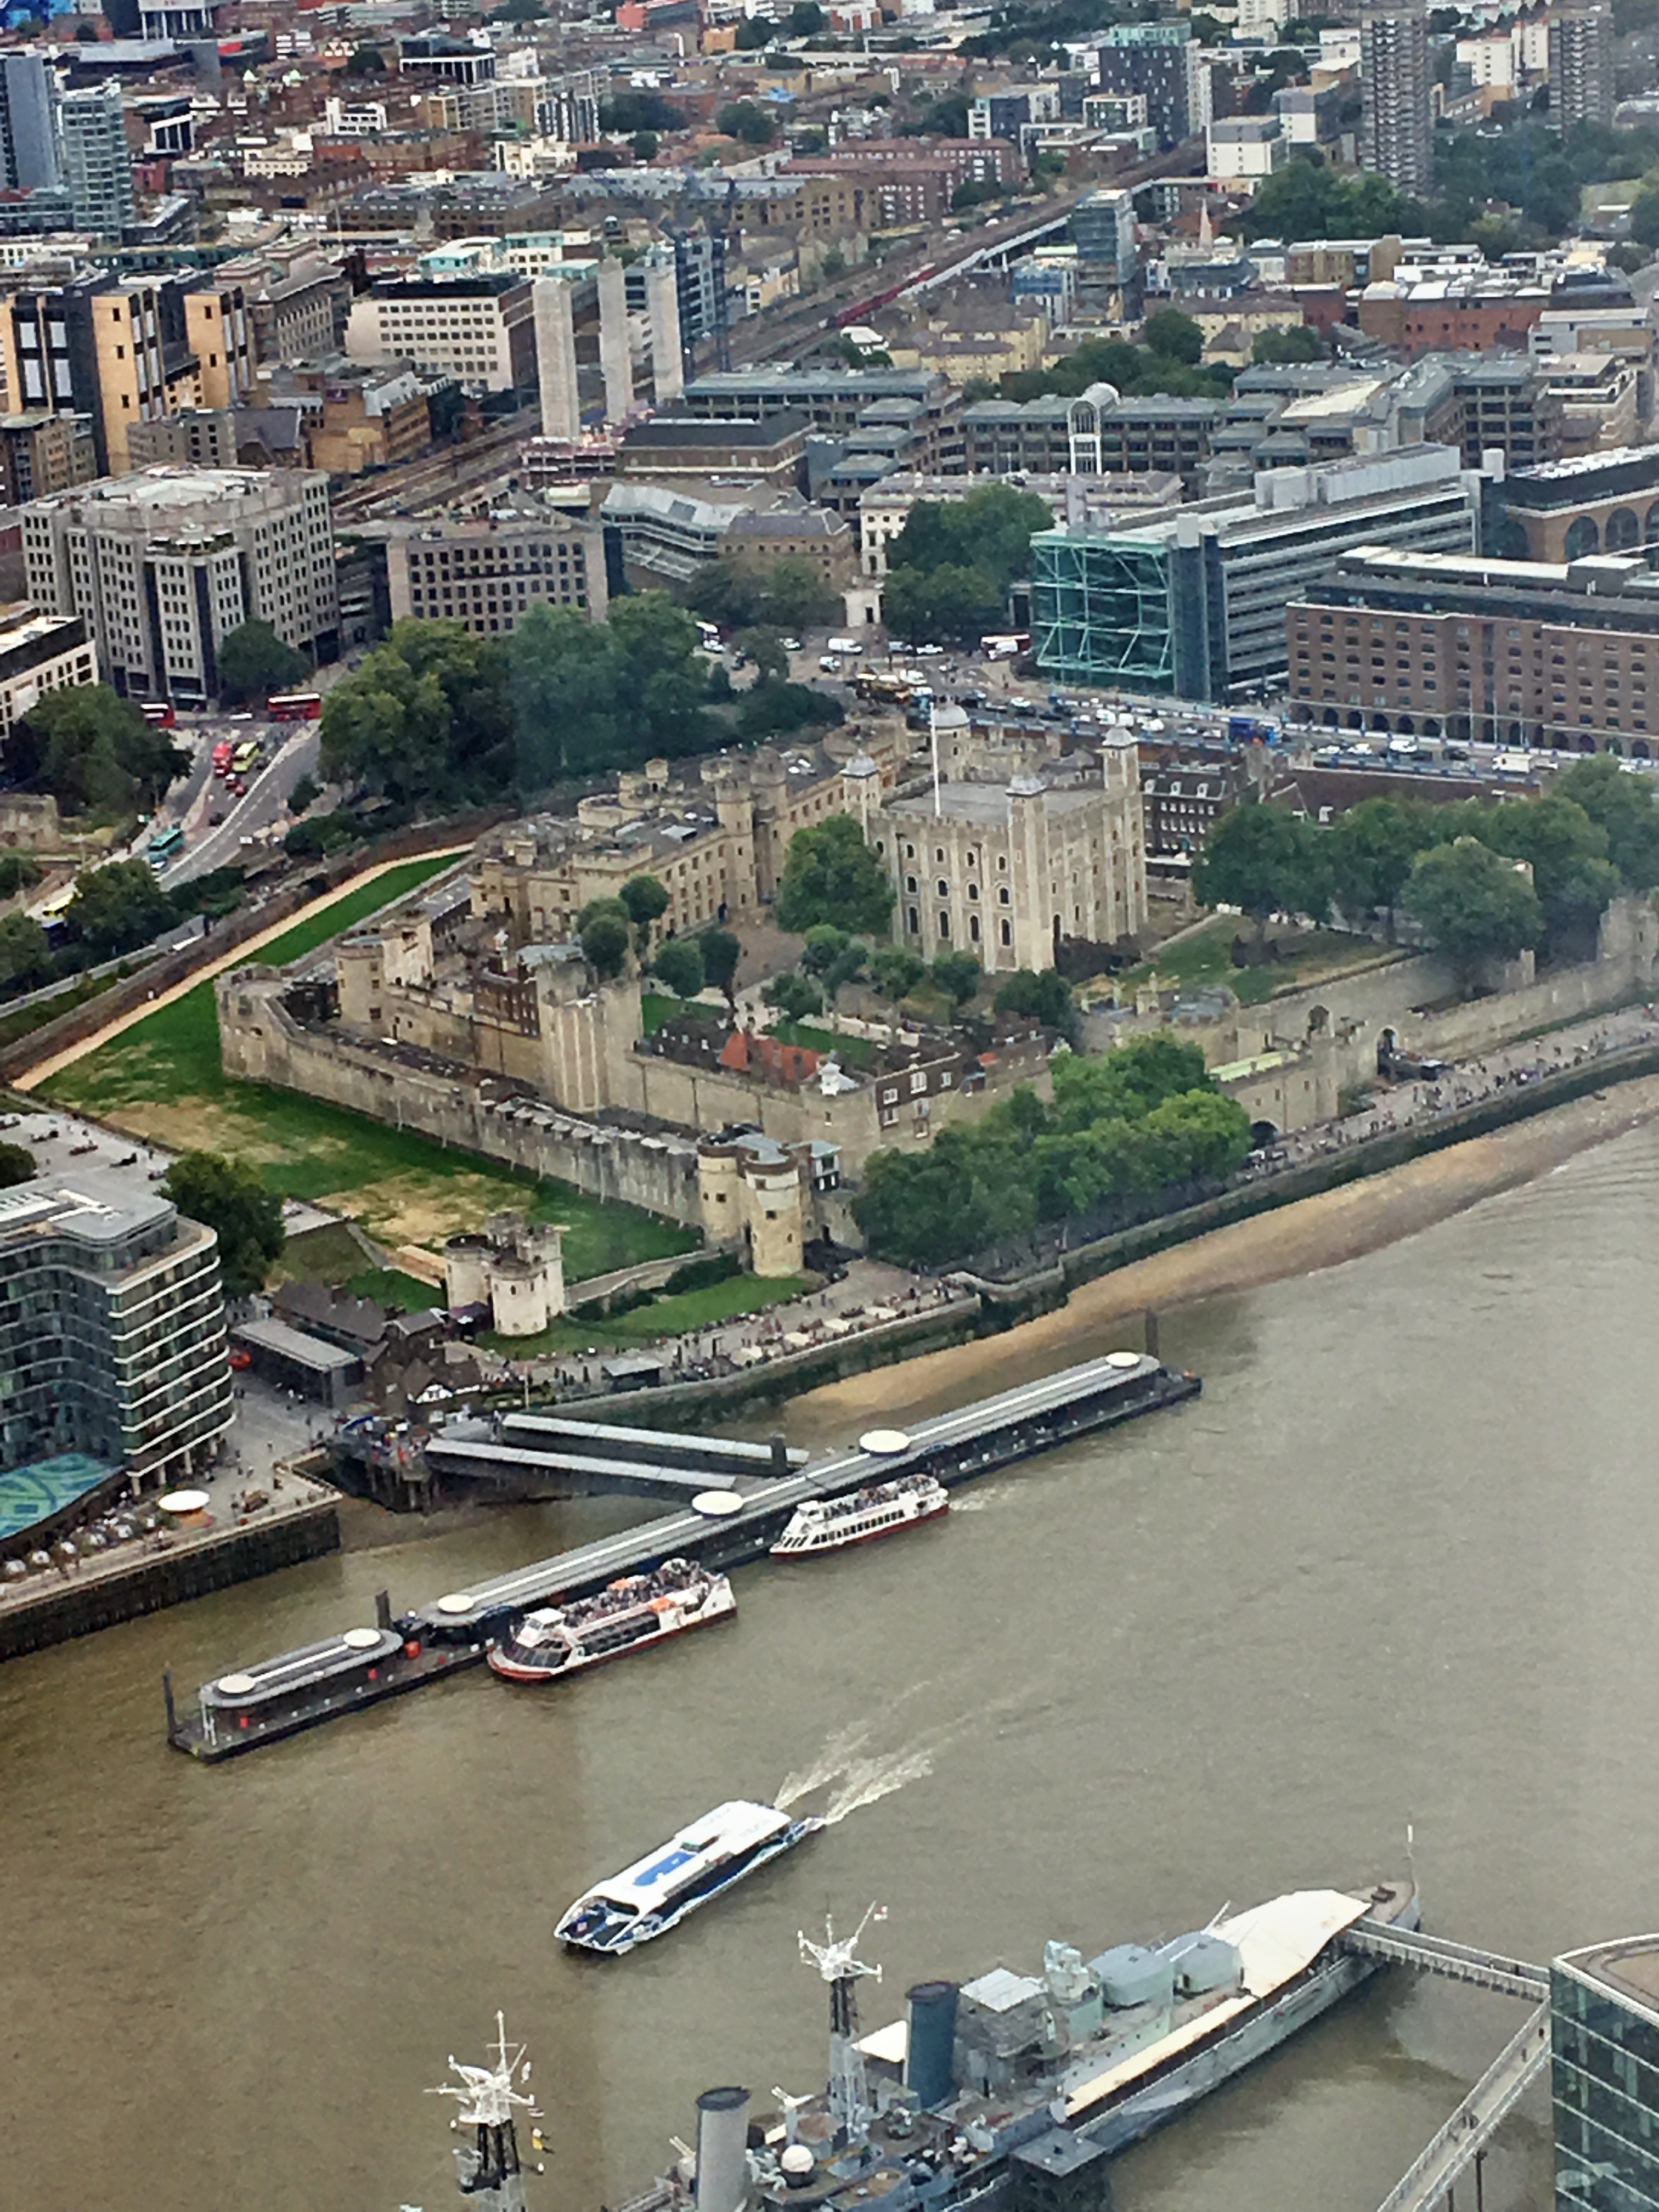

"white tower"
[428, 2012, 541, 2211]
[799, 1905, 884, 2148]
[532, 275, 579, 444]
[597, 253, 633, 425]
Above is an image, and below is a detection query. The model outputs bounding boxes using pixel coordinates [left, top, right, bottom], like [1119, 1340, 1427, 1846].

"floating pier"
[168, 1351, 1200, 1764]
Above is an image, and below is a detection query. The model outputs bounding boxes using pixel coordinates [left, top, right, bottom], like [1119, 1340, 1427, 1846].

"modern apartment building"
[1031, 445, 1480, 700]
[58, 86, 135, 240]
[1285, 543, 1659, 753]
[0, 409, 95, 505]
[1092, 23, 1209, 148]
[0, 604, 96, 744]
[343, 274, 536, 395]
[0, 1175, 232, 1490]
[0, 54, 61, 194]
[1359, 0, 1432, 199]
[382, 515, 607, 634]
[22, 466, 338, 704]
[1547, 2, 1613, 127]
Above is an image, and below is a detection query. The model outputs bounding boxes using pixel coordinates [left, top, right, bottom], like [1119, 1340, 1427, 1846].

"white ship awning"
[1063, 1888, 1372, 2120]
[856, 2019, 909, 2066]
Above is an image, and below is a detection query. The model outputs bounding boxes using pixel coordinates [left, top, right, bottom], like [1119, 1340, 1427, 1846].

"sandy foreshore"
[787, 1074, 1659, 1433]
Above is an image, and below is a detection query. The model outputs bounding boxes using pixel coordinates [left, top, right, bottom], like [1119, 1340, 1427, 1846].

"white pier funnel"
[695, 2084, 751, 2212]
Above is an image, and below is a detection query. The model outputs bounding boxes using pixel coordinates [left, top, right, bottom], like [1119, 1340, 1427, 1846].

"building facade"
[1286, 543, 1659, 753]
[0, 1175, 232, 1489]
[1547, 2, 1613, 127]
[382, 515, 606, 633]
[0, 605, 96, 743]
[59, 85, 135, 240]
[1359, 0, 1431, 199]
[343, 275, 536, 394]
[22, 466, 338, 704]
[1032, 447, 1481, 701]
[0, 410, 95, 505]
[1553, 1937, 1659, 2211]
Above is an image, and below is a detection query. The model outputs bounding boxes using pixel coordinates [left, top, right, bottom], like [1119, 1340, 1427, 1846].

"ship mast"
[428, 2011, 541, 2210]
[798, 1905, 884, 2148]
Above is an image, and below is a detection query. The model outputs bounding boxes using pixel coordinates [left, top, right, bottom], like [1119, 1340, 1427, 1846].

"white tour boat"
[487, 1558, 734, 1684]
[771, 1471, 949, 1558]
[556, 1800, 824, 1954]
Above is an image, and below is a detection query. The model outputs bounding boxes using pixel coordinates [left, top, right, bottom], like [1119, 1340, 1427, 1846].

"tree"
[0, 851, 41, 897]
[884, 562, 1005, 647]
[776, 815, 894, 936]
[651, 936, 705, 1000]
[870, 945, 926, 1001]
[1142, 308, 1204, 365]
[1324, 796, 1436, 934]
[0, 1139, 33, 1188]
[1554, 753, 1659, 890]
[619, 872, 670, 954]
[345, 42, 386, 73]
[578, 898, 631, 980]
[493, 0, 546, 18]
[1192, 799, 1328, 946]
[932, 949, 981, 1006]
[734, 14, 773, 45]
[690, 554, 837, 633]
[739, 625, 791, 681]
[600, 90, 684, 134]
[885, 484, 1054, 645]
[630, 129, 659, 162]
[288, 773, 320, 816]
[217, 617, 307, 706]
[322, 619, 510, 802]
[1141, 1089, 1252, 1183]
[736, 678, 842, 741]
[1251, 323, 1324, 364]
[1401, 837, 1544, 992]
[853, 1124, 1037, 1267]
[716, 100, 777, 146]
[993, 967, 1078, 1039]
[789, 0, 824, 28]
[1470, 791, 1618, 956]
[765, 971, 825, 1021]
[701, 926, 742, 1005]
[65, 860, 174, 956]
[163, 1151, 285, 1299]
[8, 683, 186, 818]
[0, 909, 52, 992]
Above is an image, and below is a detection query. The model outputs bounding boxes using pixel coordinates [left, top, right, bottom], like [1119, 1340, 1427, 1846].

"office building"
[1486, 444, 1659, 561]
[22, 466, 338, 705]
[1093, 24, 1209, 148]
[1286, 542, 1659, 752]
[0, 604, 97, 744]
[0, 411, 95, 505]
[382, 515, 606, 634]
[1547, 2, 1612, 127]
[0, 54, 61, 194]
[344, 275, 536, 396]
[964, 388, 1221, 483]
[0, 1175, 232, 1490]
[1031, 445, 1480, 701]
[1554, 1934, 1659, 2210]
[59, 86, 135, 240]
[1071, 187, 1141, 318]
[1359, 0, 1432, 199]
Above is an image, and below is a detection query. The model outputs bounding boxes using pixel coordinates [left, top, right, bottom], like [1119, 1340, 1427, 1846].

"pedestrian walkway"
[1373, 2002, 1549, 2212]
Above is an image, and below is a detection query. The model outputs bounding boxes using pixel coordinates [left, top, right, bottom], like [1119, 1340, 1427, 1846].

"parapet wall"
[217, 970, 704, 1226]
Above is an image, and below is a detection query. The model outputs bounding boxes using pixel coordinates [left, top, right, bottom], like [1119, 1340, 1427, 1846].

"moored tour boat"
[771, 1472, 949, 1558]
[487, 1558, 734, 1684]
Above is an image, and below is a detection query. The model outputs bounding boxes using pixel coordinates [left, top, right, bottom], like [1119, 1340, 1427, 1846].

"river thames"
[6, 1115, 1659, 2210]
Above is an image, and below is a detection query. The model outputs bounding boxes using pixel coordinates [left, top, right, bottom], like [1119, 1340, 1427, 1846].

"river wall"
[0, 1501, 341, 1662]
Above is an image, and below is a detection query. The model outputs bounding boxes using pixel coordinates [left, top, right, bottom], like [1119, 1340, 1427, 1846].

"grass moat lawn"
[1115, 917, 1403, 1008]
[43, 855, 696, 1283]
[479, 1271, 814, 1359]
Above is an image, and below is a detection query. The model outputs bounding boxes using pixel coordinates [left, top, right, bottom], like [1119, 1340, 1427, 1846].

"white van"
[826, 635, 865, 656]
[1493, 750, 1532, 778]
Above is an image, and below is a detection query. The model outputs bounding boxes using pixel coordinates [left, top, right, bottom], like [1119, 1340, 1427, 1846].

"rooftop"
[1558, 1937, 1659, 2028]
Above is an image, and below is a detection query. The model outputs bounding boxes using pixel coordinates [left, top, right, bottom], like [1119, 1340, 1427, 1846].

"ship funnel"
[695, 2084, 752, 2212]
[904, 1980, 958, 2108]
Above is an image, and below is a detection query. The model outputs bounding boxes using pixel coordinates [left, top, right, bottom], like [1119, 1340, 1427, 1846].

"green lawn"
[481, 1271, 812, 1358]
[1119, 917, 1400, 1008]
[641, 991, 712, 1036]
[0, 969, 122, 1054]
[43, 852, 696, 1280]
[771, 1018, 876, 1068]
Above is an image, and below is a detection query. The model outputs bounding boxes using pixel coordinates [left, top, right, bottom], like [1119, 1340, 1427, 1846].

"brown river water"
[7, 1116, 1659, 2212]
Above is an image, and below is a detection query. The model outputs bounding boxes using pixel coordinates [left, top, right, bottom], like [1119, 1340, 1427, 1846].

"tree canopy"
[163, 1150, 286, 1299]
[578, 898, 631, 979]
[688, 555, 839, 634]
[6, 683, 187, 819]
[1000, 323, 1231, 405]
[775, 815, 894, 936]
[65, 859, 176, 957]
[853, 1032, 1252, 1267]
[1401, 838, 1544, 990]
[0, 1139, 33, 1190]
[1192, 799, 1329, 943]
[651, 935, 705, 1000]
[884, 483, 1053, 645]
[217, 617, 308, 706]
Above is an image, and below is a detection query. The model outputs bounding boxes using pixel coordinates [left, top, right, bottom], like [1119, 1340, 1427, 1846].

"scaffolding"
[1030, 530, 1174, 691]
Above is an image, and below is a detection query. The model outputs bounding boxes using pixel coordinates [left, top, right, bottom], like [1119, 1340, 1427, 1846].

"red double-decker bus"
[268, 692, 322, 722]
[138, 700, 177, 728]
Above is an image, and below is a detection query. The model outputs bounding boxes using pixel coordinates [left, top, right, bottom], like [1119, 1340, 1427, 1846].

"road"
[161, 721, 320, 888]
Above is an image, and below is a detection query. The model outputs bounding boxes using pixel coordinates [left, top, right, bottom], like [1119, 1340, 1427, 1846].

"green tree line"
[853, 1034, 1253, 1268]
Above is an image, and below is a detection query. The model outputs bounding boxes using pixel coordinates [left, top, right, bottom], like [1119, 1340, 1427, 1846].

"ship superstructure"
[771, 1473, 947, 1558]
[612, 1878, 1419, 2212]
[557, 1801, 824, 1954]
[487, 1559, 734, 1684]
[430, 2013, 540, 2212]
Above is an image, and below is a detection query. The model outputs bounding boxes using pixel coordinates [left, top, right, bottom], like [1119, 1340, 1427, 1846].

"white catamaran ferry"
[556, 1801, 825, 1954]
[771, 1472, 949, 1558]
[487, 1558, 734, 1685]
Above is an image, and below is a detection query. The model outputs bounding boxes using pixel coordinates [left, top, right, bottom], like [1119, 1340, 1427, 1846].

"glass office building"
[0, 1173, 232, 1488]
[1553, 1938, 1659, 2209]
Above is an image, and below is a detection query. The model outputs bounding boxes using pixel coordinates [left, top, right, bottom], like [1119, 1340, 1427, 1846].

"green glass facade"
[1030, 530, 1175, 692]
[1554, 1948, 1659, 2210]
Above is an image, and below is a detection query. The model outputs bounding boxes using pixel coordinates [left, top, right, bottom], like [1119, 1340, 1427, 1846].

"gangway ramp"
[500, 1412, 806, 1477]
[1373, 2003, 1550, 2212]
[422, 1435, 750, 1504]
[1339, 1920, 1549, 2001]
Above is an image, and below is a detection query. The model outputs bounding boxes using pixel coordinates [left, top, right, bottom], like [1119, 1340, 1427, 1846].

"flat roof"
[1558, 1937, 1659, 2028]
[233, 1317, 360, 1374]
